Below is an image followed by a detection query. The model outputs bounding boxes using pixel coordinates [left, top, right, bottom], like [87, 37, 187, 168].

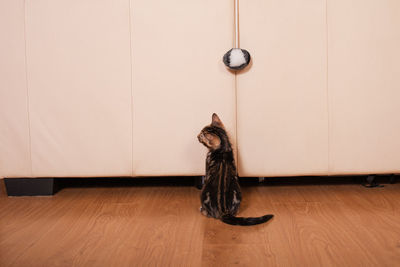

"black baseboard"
[3, 175, 397, 196]
[4, 178, 59, 196]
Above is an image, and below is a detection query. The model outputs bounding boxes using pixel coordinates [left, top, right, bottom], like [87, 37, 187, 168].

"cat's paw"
[200, 207, 208, 217]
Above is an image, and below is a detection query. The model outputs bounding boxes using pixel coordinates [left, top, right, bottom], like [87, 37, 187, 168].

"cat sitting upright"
[197, 113, 273, 226]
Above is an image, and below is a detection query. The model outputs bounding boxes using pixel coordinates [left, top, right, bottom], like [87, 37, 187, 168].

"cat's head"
[197, 113, 231, 152]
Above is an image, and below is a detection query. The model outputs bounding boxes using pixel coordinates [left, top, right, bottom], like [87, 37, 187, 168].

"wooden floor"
[1, 179, 400, 267]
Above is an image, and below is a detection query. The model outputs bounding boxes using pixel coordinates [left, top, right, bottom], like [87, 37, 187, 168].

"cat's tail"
[221, 214, 274, 226]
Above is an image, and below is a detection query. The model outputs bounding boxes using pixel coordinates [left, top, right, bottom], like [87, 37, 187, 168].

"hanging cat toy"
[223, 0, 251, 70]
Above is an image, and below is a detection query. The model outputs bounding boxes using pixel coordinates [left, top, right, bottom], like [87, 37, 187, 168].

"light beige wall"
[130, 0, 235, 176]
[0, 0, 235, 178]
[25, 0, 133, 177]
[237, 0, 328, 177]
[328, 0, 400, 175]
[1, 0, 400, 178]
[0, 0, 32, 177]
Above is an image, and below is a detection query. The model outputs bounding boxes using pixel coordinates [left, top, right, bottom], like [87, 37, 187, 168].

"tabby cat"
[197, 113, 273, 226]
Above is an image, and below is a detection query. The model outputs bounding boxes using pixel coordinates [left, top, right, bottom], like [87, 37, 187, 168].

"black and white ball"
[223, 48, 251, 70]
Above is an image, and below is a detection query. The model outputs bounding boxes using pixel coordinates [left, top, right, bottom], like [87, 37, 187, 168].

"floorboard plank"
[1, 179, 399, 266]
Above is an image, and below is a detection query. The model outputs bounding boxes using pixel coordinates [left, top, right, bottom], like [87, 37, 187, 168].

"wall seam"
[235, 73, 239, 176]
[23, 0, 33, 177]
[234, 1, 239, 176]
[325, 0, 331, 176]
[128, 0, 134, 177]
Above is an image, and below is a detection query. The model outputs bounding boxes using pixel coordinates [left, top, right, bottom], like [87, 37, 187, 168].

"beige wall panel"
[131, 0, 236, 176]
[0, 0, 31, 178]
[328, 0, 400, 175]
[26, 0, 132, 177]
[237, 0, 328, 177]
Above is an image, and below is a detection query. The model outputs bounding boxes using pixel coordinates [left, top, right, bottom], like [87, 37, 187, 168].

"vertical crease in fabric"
[128, 0, 134, 177]
[325, 0, 331, 175]
[23, 0, 33, 177]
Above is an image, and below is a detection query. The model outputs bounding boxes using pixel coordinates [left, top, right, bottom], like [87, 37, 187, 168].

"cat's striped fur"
[197, 113, 273, 226]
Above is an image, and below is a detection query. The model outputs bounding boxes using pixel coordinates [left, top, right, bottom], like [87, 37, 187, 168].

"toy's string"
[234, 0, 239, 48]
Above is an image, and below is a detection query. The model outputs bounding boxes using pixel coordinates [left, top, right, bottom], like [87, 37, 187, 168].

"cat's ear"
[211, 113, 224, 128]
